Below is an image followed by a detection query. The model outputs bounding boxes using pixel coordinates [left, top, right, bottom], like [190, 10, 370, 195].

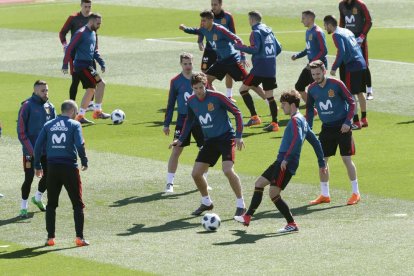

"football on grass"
[202, 213, 221, 231]
[111, 109, 126, 125]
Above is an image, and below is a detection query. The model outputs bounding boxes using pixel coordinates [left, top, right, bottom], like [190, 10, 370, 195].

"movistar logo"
[184, 92, 192, 102]
[50, 120, 68, 131]
[52, 133, 66, 144]
[199, 113, 212, 125]
[345, 15, 355, 24]
[319, 100, 333, 111]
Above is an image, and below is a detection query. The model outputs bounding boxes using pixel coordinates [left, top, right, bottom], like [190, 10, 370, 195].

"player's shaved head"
[61, 100, 78, 116]
[34, 80, 47, 88]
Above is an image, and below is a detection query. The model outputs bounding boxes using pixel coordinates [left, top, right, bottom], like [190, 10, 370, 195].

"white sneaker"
[86, 103, 95, 112]
[277, 223, 299, 234]
[0, 193, 4, 198]
[207, 185, 212, 191]
[164, 183, 173, 193]
[366, 92, 374, 100]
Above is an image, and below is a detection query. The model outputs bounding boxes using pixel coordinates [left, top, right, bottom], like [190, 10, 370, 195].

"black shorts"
[201, 48, 217, 72]
[175, 124, 204, 148]
[261, 161, 293, 190]
[195, 138, 235, 167]
[339, 63, 366, 94]
[319, 125, 355, 157]
[243, 74, 277, 91]
[206, 61, 248, 81]
[295, 67, 314, 92]
[75, 66, 102, 89]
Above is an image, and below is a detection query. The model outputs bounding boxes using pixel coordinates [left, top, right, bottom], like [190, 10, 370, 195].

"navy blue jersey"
[17, 94, 56, 156]
[164, 73, 193, 127]
[184, 23, 245, 65]
[198, 10, 236, 50]
[235, 23, 281, 78]
[339, 0, 372, 37]
[331, 27, 366, 72]
[34, 115, 87, 169]
[276, 112, 325, 174]
[306, 78, 355, 128]
[294, 24, 328, 67]
[59, 11, 89, 46]
[179, 90, 243, 141]
[63, 26, 105, 70]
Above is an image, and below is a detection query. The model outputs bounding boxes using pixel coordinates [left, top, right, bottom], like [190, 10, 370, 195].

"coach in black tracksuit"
[34, 100, 89, 246]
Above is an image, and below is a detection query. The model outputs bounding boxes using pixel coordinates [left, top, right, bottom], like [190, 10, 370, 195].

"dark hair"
[180, 52, 193, 63]
[81, 0, 91, 4]
[280, 90, 301, 108]
[323, 15, 337, 27]
[248, 11, 262, 22]
[89, 13, 101, 20]
[191, 72, 208, 86]
[302, 10, 315, 19]
[213, 0, 223, 4]
[309, 60, 326, 71]
[200, 10, 214, 20]
[61, 100, 78, 113]
[34, 80, 47, 87]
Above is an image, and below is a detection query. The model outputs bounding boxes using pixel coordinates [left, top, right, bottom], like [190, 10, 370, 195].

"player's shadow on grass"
[397, 120, 414, 125]
[117, 216, 199, 236]
[253, 203, 347, 220]
[0, 213, 37, 227]
[132, 120, 164, 127]
[0, 245, 74, 259]
[213, 230, 281, 246]
[110, 189, 198, 207]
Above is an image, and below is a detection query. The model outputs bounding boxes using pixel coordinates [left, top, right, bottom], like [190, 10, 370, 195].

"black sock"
[245, 187, 264, 216]
[361, 112, 367, 119]
[240, 90, 257, 117]
[353, 114, 360, 122]
[267, 97, 278, 123]
[74, 207, 84, 239]
[272, 195, 294, 224]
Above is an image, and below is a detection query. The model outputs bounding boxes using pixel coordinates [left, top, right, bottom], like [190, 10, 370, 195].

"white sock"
[367, 87, 373, 93]
[167, 172, 175, 184]
[321, 182, 330, 197]
[89, 100, 95, 106]
[35, 191, 43, 202]
[351, 179, 360, 194]
[21, 199, 28, 210]
[94, 103, 102, 110]
[201, 196, 212, 206]
[236, 197, 245, 208]
[79, 108, 86, 116]
[226, 88, 233, 98]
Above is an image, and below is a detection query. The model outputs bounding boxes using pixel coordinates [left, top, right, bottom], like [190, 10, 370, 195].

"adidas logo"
[50, 120, 68, 131]
[264, 34, 273, 44]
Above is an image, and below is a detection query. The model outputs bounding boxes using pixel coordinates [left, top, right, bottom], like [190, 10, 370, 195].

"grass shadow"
[213, 230, 282, 245]
[0, 245, 75, 259]
[0, 213, 37, 227]
[110, 189, 198, 207]
[397, 120, 414, 125]
[118, 216, 199, 236]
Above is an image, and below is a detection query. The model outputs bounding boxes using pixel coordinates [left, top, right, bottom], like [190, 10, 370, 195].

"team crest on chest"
[221, 18, 226, 25]
[213, 34, 218, 41]
[328, 89, 335, 98]
[207, 102, 215, 111]
[352, 7, 358, 15]
[308, 34, 313, 41]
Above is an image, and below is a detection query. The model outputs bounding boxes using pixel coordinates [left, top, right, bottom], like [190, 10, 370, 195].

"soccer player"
[163, 53, 207, 193]
[306, 60, 361, 205]
[291, 10, 328, 104]
[198, 0, 236, 101]
[339, 0, 373, 100]
[17, 80, 56, 218]
[34, 100, 89, 247]
[59, 0, 101, 108]
[170, 72, 246, 216]
[234, 90, 326, 233]
[179, 10, 248, 91]
[62, 13, 109, 124]
[235, 11, 282, 132]
[324, 15, 367, 130]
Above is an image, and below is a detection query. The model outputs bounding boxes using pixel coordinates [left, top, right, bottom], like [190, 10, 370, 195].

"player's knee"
[222, 167, 235, 177]
[191, 170, 204, 180]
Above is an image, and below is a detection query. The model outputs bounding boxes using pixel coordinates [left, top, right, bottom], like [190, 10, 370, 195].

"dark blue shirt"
[331, 27, 366, 72]
[164, 73, 193, 127]
[17, 94, 56, 156]
[235, 23, 281, 77]
[198, 10, 236, 50]
[294, 24, 328, 67]
[34, 115, 87, 169]
[179, 90, 243, 141]
[277, 112, 325, 174]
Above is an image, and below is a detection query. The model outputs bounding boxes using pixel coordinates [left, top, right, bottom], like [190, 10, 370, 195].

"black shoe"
[234, 207, 246, 216]
[191, 203, 214, 216]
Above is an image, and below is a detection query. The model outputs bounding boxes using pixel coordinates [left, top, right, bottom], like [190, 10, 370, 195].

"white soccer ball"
[111, 109, 126, 125]
[202, 213, 221, 231]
